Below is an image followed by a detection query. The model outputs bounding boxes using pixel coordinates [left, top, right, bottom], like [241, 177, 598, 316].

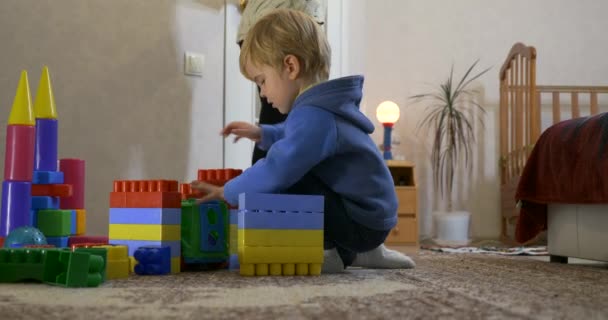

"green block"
[43, 250, 104, 287]
[181, 200, 229, 263]
[0, 248, 57, 283]
[73, 247, 108, 283]
[37, 209, 72, 237]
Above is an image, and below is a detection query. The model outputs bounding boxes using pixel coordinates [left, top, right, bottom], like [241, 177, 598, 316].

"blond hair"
[239, 8, 331, 83]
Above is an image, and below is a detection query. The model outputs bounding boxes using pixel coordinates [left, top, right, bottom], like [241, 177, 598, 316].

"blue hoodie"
[223, 75, 398, 231]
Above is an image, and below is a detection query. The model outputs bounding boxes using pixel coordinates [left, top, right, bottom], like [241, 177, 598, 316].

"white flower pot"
[433, 211, 471, 246]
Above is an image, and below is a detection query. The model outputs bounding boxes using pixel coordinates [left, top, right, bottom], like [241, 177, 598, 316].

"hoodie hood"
[293, 75, 375, 134]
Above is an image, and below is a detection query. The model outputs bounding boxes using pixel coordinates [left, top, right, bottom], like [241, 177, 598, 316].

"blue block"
[30, 210, 37, 228]
[134, 246, 171, 275]
[238, 210, 323, 230]
[109, 239, 181, 257]
[229, 254, 239, 270]
[70, 210, 77, 235]
[34, 119, 58, 171]
[32, 171, 64, 184]
[199, 201, 227, 252]
[31, 196, 60, 210]
[46, 236, 69, 248]
[229, 209, 238, 224]
[238, 193, 324, 213]
[108, 208, 181, 225]
[0, 181, 32, 237]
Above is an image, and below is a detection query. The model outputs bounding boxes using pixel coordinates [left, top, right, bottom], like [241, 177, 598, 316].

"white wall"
[0, 0, 225, 236]
[340, 0, 608, 239]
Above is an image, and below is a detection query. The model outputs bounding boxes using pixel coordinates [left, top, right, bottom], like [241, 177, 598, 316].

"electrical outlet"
[184, 51, 205, 76]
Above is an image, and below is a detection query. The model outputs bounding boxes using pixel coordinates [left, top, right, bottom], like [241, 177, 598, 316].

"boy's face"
[246, 57, 301, 115]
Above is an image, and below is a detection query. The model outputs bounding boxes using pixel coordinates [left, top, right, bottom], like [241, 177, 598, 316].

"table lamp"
[376, 100, 400, 160]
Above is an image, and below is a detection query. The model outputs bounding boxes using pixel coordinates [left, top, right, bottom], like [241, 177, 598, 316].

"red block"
[110, 192, 181, 208]
[112, 180, 178, 193]
[31, 184, 72, 197]
[3, 125, 35, 181]
[68, 235, 109, 247]
[197, 169, 242, 185]
[59, 158, 85, 209]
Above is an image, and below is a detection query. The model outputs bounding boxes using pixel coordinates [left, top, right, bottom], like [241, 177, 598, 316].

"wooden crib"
[499, 42, 608, 244]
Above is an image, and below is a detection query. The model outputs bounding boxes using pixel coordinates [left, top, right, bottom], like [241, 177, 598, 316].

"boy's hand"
[191, 181, 225, 204]
[221, 121, 261, 143]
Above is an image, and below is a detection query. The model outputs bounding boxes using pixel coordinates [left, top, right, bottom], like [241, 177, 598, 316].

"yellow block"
[239, 229, 323, 247]
[8, 70, 34, 125]
[239, 246, 323, 264]
[98, 245, 130, 279]
[33, 66, 58, 119]
[129, 256, 180, 274]
[109, 224, 181, 241]
[240, 263, 322, 276]
[229, 224, 238, 254]
[75, 209, 86, 235]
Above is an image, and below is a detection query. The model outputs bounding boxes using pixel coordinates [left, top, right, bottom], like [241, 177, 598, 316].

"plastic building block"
[0, 248, 52, 282]
[72, 247, 107, 283]
[133, 246, 171, 275]
[70, 210, 77, 235]
[108, 224, 181, 241]
[179, 183, 204, 200]
[68, 235, 108, 247]
[7, 71, 35, 126]
[109, 208, 181, 225]
[181, 199, 228, 264]
[197, 169, 242, 183]
[33, 171, 64, 184]
[59, 159, 85, 209]
[43, 249, 104, 287]
[238, 229, 323, 247]
[34, 119, 58, 171]
[237, 210, 323, 230]
[36, 209, 72, 236]
[239, 246, 323, 264]
[31, 184, 72, 197]
[110, 192, 182, 208]
[75, 209, 86, 235]
[3, 227, 47, 248]
[96, 245, 129, 279]
[229, 254, 239, 270]
[33, 67, 58, 119]
[0, 181, 32, 237]
[109, 239, 180, 257]
[46, 236, 69, 247]
[238, 193, 324, 213]
[113, 180, 178, 193]
[199, 201, 227, 252]
[4, 126, 35, 181]
[31, 196, 60, 209]
[239, 262, 322, 276]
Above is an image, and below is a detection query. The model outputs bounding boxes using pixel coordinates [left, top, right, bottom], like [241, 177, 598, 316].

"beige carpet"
[1, 251, 607, 319]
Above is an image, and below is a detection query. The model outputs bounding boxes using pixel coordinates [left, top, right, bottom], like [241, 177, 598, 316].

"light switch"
[184, 51, 205, 76]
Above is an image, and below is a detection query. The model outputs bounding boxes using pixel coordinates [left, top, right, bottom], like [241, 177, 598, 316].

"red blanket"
[515, 113, 608, 243]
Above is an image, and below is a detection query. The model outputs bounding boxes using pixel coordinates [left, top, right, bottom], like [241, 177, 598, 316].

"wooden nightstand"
[384, 160, 419, 249]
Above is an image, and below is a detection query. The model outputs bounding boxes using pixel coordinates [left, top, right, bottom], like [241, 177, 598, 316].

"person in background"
[195, 9, 415, 273]
[237, 0, 327, 165]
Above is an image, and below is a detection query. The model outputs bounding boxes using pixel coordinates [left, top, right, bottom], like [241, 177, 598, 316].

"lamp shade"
[376, 100, 400, 124]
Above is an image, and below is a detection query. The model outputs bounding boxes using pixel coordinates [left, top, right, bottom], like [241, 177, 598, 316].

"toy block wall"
[108, 180, 181, 273]
[237, 193, 324, 276]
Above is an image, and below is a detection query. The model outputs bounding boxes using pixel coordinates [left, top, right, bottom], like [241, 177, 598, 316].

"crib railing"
[536, 86, 608, 124]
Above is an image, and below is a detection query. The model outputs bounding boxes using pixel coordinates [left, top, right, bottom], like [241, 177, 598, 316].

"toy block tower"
[109, 180, 181, 273]
[1, 71, 36, 246]
[237, 193, 324, 276]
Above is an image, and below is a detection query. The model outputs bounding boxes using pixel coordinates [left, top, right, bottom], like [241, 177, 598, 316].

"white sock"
[322, 248, 345, 274]
[352, 244, 416, 269]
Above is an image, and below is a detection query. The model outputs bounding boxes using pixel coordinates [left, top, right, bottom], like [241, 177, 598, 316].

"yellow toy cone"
[33, 66, 58, 119]
[8, 70, 34, 126]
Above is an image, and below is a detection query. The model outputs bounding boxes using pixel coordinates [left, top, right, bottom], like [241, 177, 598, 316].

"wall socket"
[184, 51, 205, 76]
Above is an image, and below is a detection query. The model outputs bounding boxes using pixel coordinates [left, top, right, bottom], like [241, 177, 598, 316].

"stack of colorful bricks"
[238, 193, 324, 276]
[0, 67, 86, 248]
[109, 180, 182, 273]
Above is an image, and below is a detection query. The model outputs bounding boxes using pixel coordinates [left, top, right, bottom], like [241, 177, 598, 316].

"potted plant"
[409, 60, 490, 245]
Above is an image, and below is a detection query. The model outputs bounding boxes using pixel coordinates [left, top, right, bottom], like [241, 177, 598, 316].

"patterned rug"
[1, 251, 607, 319]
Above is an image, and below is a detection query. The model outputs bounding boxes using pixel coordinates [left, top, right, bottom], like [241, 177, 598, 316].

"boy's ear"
[283, 54, 301, 80]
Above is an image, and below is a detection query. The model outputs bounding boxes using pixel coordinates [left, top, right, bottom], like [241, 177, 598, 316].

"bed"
[499, 42, 608, 262]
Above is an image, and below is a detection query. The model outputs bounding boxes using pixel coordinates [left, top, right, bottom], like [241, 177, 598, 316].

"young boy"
[193, 8, 415, 273]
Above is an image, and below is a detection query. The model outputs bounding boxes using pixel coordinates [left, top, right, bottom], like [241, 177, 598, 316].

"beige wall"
[0, 0, 225, 236]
